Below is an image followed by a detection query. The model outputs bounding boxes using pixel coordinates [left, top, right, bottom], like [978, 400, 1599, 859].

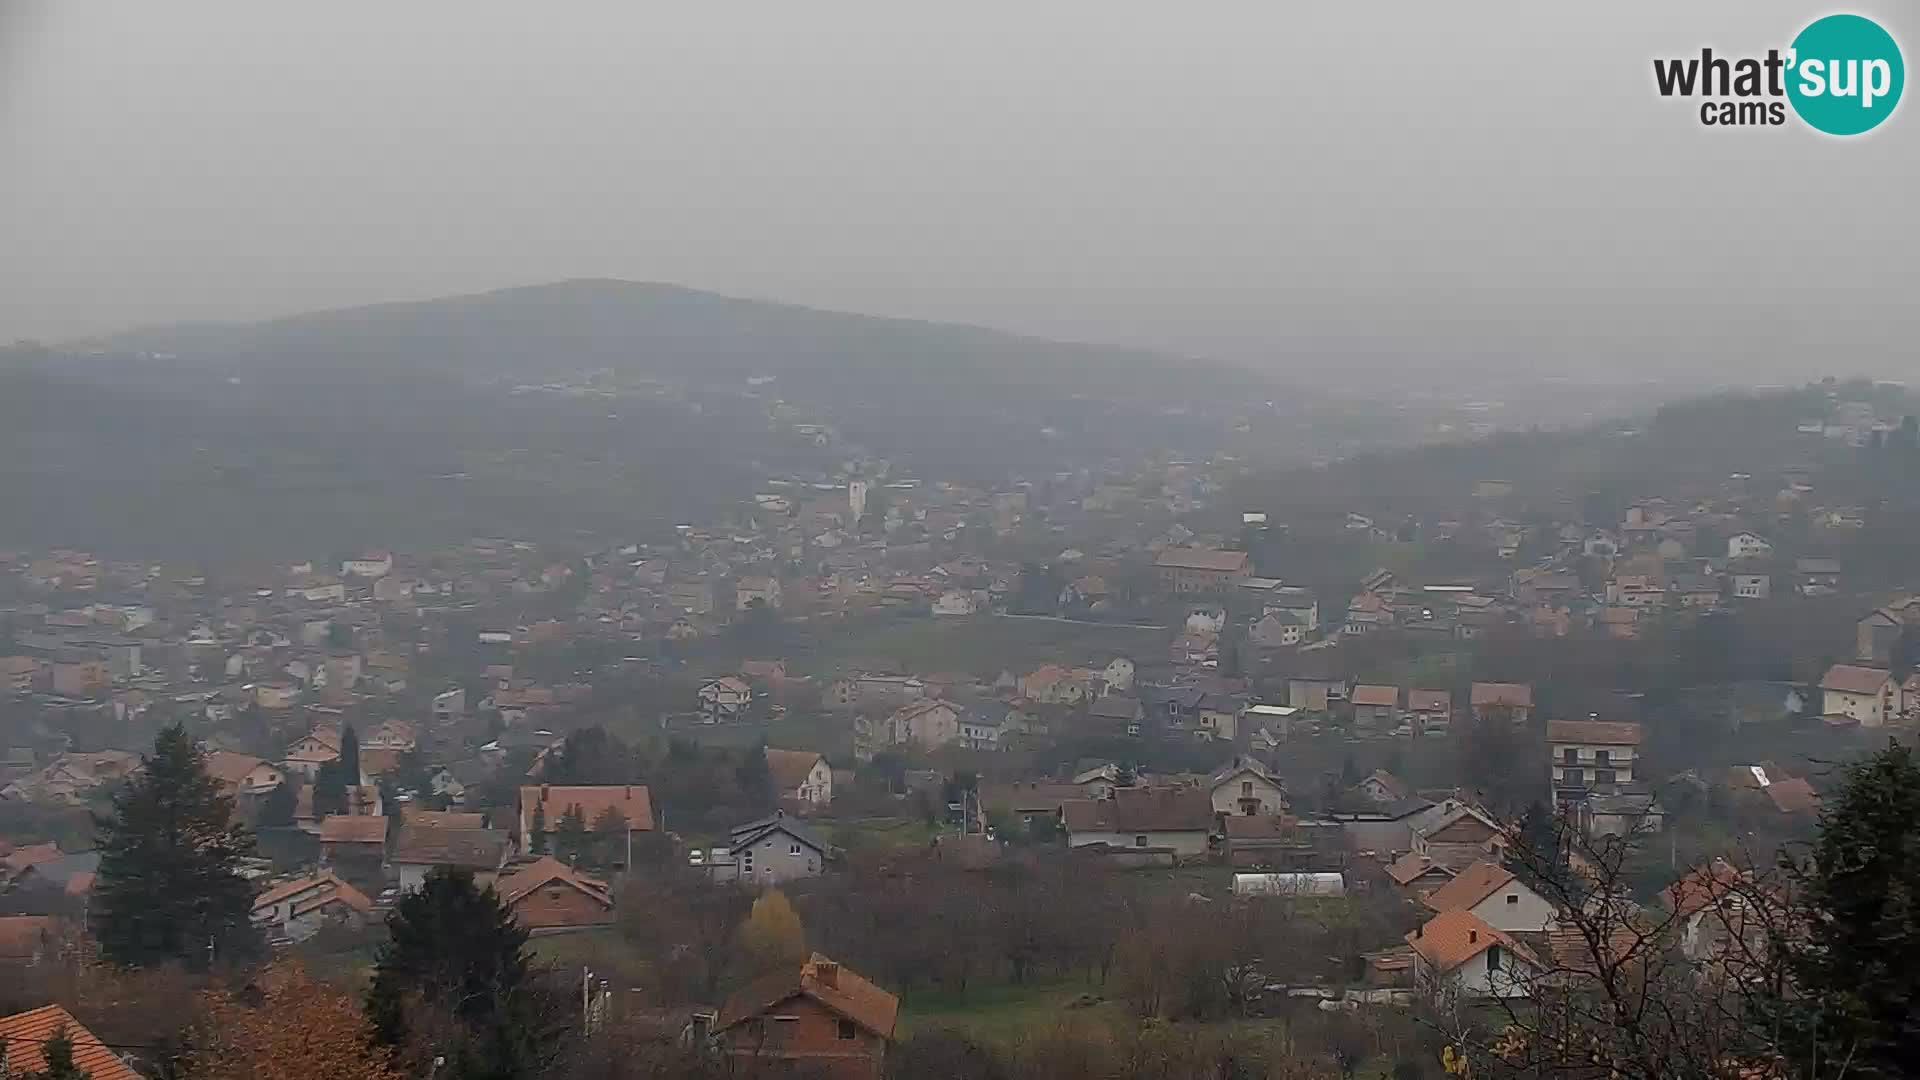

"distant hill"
[100, 278, 1265, 404]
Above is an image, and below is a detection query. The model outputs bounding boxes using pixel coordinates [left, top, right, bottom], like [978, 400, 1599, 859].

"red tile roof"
[1546, 720, 1643, 746]
[1061, 786, 1214, 834]
[0, 1005, 140, 1080]
[1423, 860, 1519, 913]
[520, 785, 655, 833]
[1820, 664, 1893, 696]
[497, 856, 612, 907]
[717, 953, 899, 1038]
[1405, 909, 1539, 974]
[1384, 852, 1456, 887]
[1764, 778, 1821, 816]
[318, 815, 388, 845]
[1470, 682, 1533, 707]
[1350, 685, 1400, 708]
[1154, 548, 1251, 573]
[764, 748, 824, 795]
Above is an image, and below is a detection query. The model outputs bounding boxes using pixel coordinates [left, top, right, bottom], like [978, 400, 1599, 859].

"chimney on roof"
[625, 784, 632, 798]
[1469, 929, 1478, 943]
[1415, 925, 1423, 938]
[813, 960, 839, 986]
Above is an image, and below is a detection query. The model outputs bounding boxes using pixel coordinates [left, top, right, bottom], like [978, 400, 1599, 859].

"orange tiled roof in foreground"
[1405, 909, 1539, 974]
[0, 1005, 141, 1080]
[716, 952, 899, 1038]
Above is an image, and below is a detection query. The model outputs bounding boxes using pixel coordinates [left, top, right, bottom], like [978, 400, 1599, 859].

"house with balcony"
[1547, 718, 1641, 804]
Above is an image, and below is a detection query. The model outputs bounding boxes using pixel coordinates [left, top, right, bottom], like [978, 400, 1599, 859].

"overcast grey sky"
[2, 1, 1914, 382]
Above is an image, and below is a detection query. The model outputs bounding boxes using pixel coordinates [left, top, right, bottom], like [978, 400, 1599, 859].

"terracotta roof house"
[766, 748, 833, 807]
[204, 750, 286, 796]
[715, 953, 899, 1080]
[0, 1005, 141, 1080]
[0, 915, 67, 968]
[1350, 685, 1400, 729]
[1406, 909, 1541, 1000]
[1155, 548, 1252, 594]
[1423, 859, 1558, 933]
[390, 825, 511, 892]
[1469, 682, 1534, 724]
[496, 855, 615, 931]
[518, 784, 654, 855]
[1819, 664, 1896, 727]
[1061, 787, 1214, 857]
[401, 808, 489, 830]
[251, 871, 373, 942]
[318, 814, 388, 864]
[1763, 777, 1821, 816]
[1384, 852, 1457, 896]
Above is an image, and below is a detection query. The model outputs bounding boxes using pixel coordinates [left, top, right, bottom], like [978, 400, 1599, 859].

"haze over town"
[4, 4, 1920, 1080]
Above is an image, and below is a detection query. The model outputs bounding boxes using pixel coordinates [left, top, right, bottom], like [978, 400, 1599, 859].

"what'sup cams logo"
[1655, 13, 1904, 134]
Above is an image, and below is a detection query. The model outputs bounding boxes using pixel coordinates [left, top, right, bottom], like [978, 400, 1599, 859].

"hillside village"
[6, 380, 1920, 1077]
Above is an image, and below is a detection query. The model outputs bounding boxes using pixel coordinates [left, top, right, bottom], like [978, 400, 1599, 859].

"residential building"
[0, 1005, 141, 1080]
[497, 856, 615, 931]
[1547, 718, 1642, 801]
[1086, 694, 1144, 738]
[667, 581, 715, 615]
[1423, 860, 1558, 933]
[1819, 664, 1897, 727]
[1469, 682, 1534, 725]
[282, 729, 341, 778]
[1350, 685, 1400, 729]
[390, 825, 511, 893]
[1726, 532, 1774, 560]
[342, 552, 394, 578]
[1101, 657, 1136, 693]
[203, 751, 286, 797]
[1061, 787, 1214, 856]
[1018, 664, 1090, 705]
[49, 654, 110, 697]
[736, 575, 783, 610]
[1, 656, 43, 695]
[518, 784, 655, 853]
[713, 811, 830, 884]
[1209, 757, 1286, 817]
[0, 916, 67, 970]
[1732, 572, 1771, 600]
[713, 954, 898, 1080]
[698, 676, 754, 722]
[1406, 909, 1542, 1001]
[1406, 689, 1452, 734]
[1249, 610, 1307, 648]
[1796, 557, 1842, 596]
[766, 748, 833, 807]
[887, 698, 963, 749]
[1384, 852, 1458, 898]
[1154, 547, 1252, 594]
[1855, 602, 1917, 664]
[250, 872, 373, 942]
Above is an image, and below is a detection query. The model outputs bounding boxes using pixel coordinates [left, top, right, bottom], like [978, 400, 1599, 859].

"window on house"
[1505, 894, 1518, 905]
[789, 843, 802, 856]
[837, 1020, 858, 1041]
[1487, 945, 1502, 971]
[1561, 748, 1578, 764]
[1596, 769, 1616, 785]
[1241, 781, 1253, 796]
[1563, 767, 1584, 786]
[1595, 750, 1612, 766]
[1135, 835, 1148, 848]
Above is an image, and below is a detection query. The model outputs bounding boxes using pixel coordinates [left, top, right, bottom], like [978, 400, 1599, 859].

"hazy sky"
[3, 1, 1915, 383]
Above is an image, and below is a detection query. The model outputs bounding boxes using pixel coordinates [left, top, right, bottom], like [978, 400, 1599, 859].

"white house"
[342, 552, 394, 578]
[1062, 787, 1214, 856]
[889, 698, 963, 749]
[765, 748, 833, 806]
[1546, 718, 1641, 799]
[735, 576, 783, 611]
[1726, 532, 1774, 560]
[1819, 664, 1896, 726]
[1210, 757, 1286, 816]
[1732, 573, 1771, 600]
[1101, 657, 1136, 694]
[1423, 860, 1558, 933]
[931, 589, 980, 617]
[1407, 909, 1541, 1000]
[698, 676, 754, 722]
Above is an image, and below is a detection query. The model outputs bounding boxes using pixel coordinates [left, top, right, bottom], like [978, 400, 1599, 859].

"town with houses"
[3, 378, 1920, 1078]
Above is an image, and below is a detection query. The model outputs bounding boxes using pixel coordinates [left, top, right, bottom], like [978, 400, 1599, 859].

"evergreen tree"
[366, 868, 564, 1080]
[27, 1026, 89, 1080]
[553, 805, 589, 863]
[259, 780, 297, 828]
[590, 806, 629, 867]
[312, 758, 349, 818]
[1780, 739, 1920, 1079]
[92, 723, 260, 969]
[339, 723, 361, 785]
[529, 802, 548, 855]
[734, 741, 773, 809]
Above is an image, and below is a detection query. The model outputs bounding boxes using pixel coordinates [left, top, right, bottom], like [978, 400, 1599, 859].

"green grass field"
[895, 979, 1121, 1041]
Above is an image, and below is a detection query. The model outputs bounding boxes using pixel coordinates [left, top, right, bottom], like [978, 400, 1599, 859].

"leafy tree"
[338, 724, 361, 785]
[325, 622, 353, 650]
[553, 805, 589, 864]
[529, 802, 548, 855]
[366, 868, 565, 1080]
[735, 889, 806, 976]
[25, 1026, 89, 1080]
[259, 780, 297, 829]
[1781, 739, 1920, 1078]
[92, 724, 260, 970]
[188, 964, 401, 1080]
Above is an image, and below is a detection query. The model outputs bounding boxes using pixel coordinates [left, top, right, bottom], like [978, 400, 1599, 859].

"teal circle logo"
[1787, 14, 1904, 135]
